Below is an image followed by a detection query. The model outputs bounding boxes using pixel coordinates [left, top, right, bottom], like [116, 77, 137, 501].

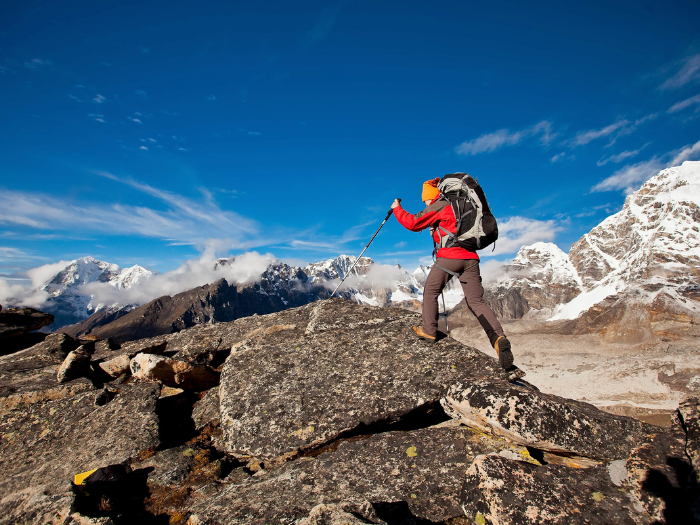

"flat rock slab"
[0, 381, 160, 524]
[189, 425, 522, 524]
[0, 333, 88, 410]
[442, 378, 653, 460]
[0, 307, 54, 340]
[219, 299, 500, 459]
[461, 454, 650, 524]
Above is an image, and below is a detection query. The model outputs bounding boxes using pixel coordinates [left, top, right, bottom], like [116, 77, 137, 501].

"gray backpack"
[436, 173, 498, 251]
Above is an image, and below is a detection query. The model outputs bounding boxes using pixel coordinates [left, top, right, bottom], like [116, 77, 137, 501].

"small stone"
[130, 353, 219, 391]
[98, 355, 131, 378]
[56, 348, 91, 383]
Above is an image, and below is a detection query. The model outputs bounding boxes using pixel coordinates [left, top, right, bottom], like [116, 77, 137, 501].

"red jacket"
[393, 200, 479, 260]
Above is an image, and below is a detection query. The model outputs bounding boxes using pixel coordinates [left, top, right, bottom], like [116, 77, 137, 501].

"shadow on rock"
[643, 457, 700, 525]
[73, 466, 170, 524]
[372, 501, 444, 524]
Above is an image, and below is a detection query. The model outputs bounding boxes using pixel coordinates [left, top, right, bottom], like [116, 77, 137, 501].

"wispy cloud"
[660, 54, 700, 91]
[569, 115, 655, 148]
[303, 4, 342, 49]
[93, 94, 105, 104]
[0, 171, 263, 249]
[592, 139, 700, 193]
[551, 152, 574, 163]
[23, 58, 52, 69]
[668, 94, 700, 113]
[455, 120, 554, 156]
[596, 143, 650, 166]
[135, 89, 148, 98]
[248, 131, 261, 136]
[88, 113, 105, 123]
[129, 116, 143, 124]
[486, 216, 563, 257]
[207, 94, 217, 101]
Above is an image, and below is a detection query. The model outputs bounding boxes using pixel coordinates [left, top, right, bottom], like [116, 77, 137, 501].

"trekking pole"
[330, 199, 400, 298]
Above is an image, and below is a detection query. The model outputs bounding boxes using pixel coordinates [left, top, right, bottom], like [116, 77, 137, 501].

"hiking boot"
[494, 336, 514, 370]
[413, 326, 436, 343]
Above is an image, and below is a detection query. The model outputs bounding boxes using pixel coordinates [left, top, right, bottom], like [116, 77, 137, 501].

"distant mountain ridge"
[26, 162, 700, 342]
[485, 161, 700, 325]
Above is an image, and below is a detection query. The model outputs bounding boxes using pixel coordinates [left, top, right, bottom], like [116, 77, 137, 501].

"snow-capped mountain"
[485, 243, 583, 319]
[487, 162, 700, 323]
[38, 257, 153, 328]
[305, 255, 424, 308]
[553, 161, 700, 321]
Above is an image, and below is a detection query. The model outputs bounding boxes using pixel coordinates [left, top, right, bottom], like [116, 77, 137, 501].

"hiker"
[391, 176, 515, 371]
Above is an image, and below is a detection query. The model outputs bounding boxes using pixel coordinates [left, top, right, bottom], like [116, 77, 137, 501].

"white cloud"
[207, 94, 217, 101]
[668, 94, 700, 113]
[0, 172, 261, 247]
[135, 89, 148, 98]
[571, 120, 628, 146]
[551, 152, 575, 163]
[456, 121, 553, 155]
[394, 241, 407, 248]
[592, 139, 700, 193]
[23, 58, 51, 69]
[485, 216, 563, 257]
[596, 143, 650, 166]
[130, 117, 143, 124]
[139, 146, 148, 150]
[93, 94, 105, 104]
[570, 115, 656, 147]
[80, 251, 275, 307]
[248, 131, 261, 136]
[660, 54, 700, 91]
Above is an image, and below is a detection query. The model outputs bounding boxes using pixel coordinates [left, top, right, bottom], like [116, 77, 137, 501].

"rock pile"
[0, 299, 698, 524]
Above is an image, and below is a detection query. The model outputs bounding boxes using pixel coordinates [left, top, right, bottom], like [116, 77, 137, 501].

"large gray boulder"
[0, 381, 160, 524]
[188, 425, 534, 524]
[442, 378, 653, 460]
[218, 299, 501, 462]
[460, 454, 650, 524]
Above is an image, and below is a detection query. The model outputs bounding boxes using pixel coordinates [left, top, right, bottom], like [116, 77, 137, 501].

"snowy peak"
[113, 265, 153, 290]
[569, 161, 700, 292]
[45, 256, 121, 296]
[508, 242, 583, 289]
[303, 255, 374, 283]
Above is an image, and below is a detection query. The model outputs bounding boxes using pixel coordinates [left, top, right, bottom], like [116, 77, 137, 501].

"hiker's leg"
[459, 260, 505, 346]
[422, 259, 457, 337]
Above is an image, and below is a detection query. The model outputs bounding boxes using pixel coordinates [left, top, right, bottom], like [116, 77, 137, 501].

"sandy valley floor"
[449, 317, 700, 428]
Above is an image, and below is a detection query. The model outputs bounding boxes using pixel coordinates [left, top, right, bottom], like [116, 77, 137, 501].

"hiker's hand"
[391, 199, 401, 209]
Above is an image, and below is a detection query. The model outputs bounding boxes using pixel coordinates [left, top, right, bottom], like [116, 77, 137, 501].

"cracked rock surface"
[189, 425, 520, 524]
[442, 378, 654, 460]
[1, 300, 698, 524]
[0, 381, 160, 524]
[218, 299, 500, 460]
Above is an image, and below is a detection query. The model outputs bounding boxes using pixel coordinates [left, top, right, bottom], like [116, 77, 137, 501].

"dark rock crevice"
[156, 391, 200, 449]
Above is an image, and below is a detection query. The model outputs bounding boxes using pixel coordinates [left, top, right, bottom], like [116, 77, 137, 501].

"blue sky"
[1, 0, 700, 279]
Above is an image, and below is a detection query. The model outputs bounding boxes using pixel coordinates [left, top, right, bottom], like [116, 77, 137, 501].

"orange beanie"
[421, 178, 440, 202]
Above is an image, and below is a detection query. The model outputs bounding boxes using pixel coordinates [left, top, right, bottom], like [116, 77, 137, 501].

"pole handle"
[385, 198, 401, 219]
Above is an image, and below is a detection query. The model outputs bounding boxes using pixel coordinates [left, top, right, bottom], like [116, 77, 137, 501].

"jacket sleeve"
[393, 201, 446, 232]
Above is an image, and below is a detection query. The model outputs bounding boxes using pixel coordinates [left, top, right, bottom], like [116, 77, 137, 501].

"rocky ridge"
[1, 299, 698, 524]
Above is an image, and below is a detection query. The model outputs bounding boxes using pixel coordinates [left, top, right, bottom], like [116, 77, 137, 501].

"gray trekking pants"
[422, 258, 505, 345]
